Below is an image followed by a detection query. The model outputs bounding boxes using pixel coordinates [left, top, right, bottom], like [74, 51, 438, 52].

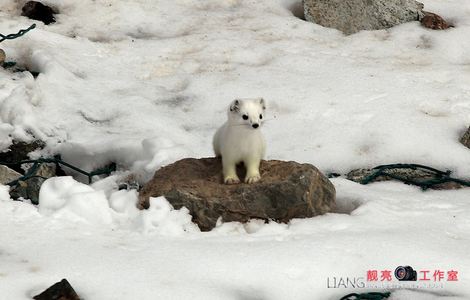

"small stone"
[0, 49, 5, 65]
[303, 0, 424, 35]
[346, 168, 376, 183]
[461, 126, 470, 149]
[35, 162, 56, 178]
[117, 173, 141, 191]
[21, 1, 57, 25]
[10, 163, 56, 204]
[139, 157, 336, 231]
[33, 279, 80, 300]
[421, 12, 451, 30]
[0, 165, 21, 185]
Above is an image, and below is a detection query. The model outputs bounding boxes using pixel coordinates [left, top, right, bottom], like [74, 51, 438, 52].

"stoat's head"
[228, 97, 266, 129]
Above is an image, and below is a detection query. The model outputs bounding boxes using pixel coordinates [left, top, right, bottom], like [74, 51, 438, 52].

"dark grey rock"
[21, 1, 57, 25]
[303, 0, 424, 35]
[460, 126, 470, 149]
[10, 163, 56, 204]
[0, 140, 45, 173]
[33, 279, 80, 300]
[139, 157, 336, 231]
[347, 167, 463, 189]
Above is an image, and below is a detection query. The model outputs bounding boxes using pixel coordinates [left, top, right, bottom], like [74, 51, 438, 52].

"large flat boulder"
[138, 158, 336, 231]
[303, 0, 424, 35]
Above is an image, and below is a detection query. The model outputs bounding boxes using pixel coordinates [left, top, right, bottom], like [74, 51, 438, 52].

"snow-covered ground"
[1, 0, 470, 299]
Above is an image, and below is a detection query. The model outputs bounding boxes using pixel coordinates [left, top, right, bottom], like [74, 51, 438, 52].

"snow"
[1, 0, 470, 299]
[1, 179, 469, 299]
[38, 176, 113, 225]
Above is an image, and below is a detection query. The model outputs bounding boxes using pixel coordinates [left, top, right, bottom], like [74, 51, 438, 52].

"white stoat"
[213, 98, 266, 184]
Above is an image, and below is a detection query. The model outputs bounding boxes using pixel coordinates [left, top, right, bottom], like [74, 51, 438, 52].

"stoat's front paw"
[245, 174, 261, 184]
[224, 175, 240, 185]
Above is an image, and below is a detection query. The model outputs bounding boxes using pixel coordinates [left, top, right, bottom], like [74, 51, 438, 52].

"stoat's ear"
[259, 98, 266, 110]
[230, 99, 240, 112]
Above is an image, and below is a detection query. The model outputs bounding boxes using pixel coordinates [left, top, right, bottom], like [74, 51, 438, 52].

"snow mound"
[37, 176, 199, 234]
[38, 176, 113, 225]
[139, 196, 200, 235]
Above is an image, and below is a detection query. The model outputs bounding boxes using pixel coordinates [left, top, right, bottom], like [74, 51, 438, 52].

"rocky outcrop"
[303, 0, 424, 35]
[139, 158, 336, 231]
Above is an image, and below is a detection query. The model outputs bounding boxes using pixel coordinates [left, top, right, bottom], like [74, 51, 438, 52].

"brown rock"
[421, 12, 451, 30]
[0, 49, 5, 65]
[138, 158, 336, 231]
[33, 279, 80, 300]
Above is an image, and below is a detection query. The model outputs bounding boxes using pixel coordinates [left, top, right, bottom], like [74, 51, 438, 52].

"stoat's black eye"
[242, 115, 248, 120]
[259, 114, 263, 119]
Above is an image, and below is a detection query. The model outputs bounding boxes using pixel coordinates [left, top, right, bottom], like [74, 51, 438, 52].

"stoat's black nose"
[252, 123, 259, 129]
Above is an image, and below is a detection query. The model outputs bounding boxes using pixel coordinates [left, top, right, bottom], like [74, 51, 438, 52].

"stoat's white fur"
[213, 98, 266, 184]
